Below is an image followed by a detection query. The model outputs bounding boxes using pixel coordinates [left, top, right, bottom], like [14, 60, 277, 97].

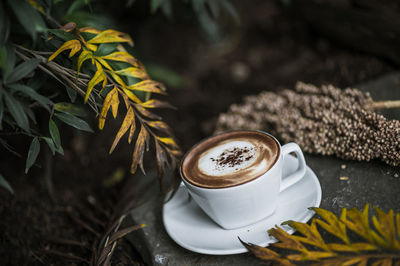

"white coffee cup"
[180, 131, 306, 229]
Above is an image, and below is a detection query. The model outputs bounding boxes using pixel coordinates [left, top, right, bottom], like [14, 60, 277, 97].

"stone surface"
[127, 72, 400, 265]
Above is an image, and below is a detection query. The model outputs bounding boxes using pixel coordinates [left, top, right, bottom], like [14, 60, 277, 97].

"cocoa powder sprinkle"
[211, 146, 254, 169]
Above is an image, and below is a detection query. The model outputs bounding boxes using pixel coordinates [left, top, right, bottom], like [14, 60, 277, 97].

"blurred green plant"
[0, 0, 181, 194]
[127, 0, 239, 42]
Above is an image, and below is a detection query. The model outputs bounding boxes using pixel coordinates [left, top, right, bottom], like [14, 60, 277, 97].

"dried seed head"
[216, 82, 400, 166]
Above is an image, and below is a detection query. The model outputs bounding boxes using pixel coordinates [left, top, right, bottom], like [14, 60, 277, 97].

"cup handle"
[280, 142, 306, 192]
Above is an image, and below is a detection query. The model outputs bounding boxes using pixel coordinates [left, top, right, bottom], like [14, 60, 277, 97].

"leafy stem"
[46, 23, 181, 181]
[15, 45, 100, 114]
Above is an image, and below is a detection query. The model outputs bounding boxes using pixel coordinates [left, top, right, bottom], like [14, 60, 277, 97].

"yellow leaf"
[141, 99, 174, 109]
[156, 137, 179, 150]
[100, 52, 138, 67]
[78, 34, 98, 51]
[122, 88, 142, 104]
[166, 147, 182, 157]
[128, 118, 136, 144]
[134, 104, 161, 120]
[287, 251, 336, 261]
[109, 107, 135, 154]
[343, 205, 374, 242]
[109, 71, 126, 87]
[286, 220, 331, 251]
[99, 87, 119, 130]
[117, 44, 127, 52]
[155, 140, 167, 182]
[245, 205, 400, 265]
[114, 67, 148, 80]
[86, 43, 98, 51]
[95, 57, 113, 71]
[77, 49, 93, 74]
[320, 256, 368, 266]
[111, 89, 119, 118]
[239, 239, 293, 265]
[85, 62, 107, 103]
[48, 40, 81, 61]
[87, 29, 133, 46]
[269, 226, 307, 252]
[80, 27, 102, 34]
[397, 213, 400, 240]
[372, 207, 400, 249]
[340, 207, 347, 232]
[148, 121, 173, 136]
[28, 0, 45, 14]
[120, 91, 130, 109]
[127, 80, 167, 95]
[341, 257, 368, 266]
[328, 242, 377, 252]
[312, 207, 349, 244]
[372, 258, 392, 266]
[131, 124, 148, 174]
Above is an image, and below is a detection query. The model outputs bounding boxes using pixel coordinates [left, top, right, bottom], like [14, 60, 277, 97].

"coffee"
[181, 131, 280, 189]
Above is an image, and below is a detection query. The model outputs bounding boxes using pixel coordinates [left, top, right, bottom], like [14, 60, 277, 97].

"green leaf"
[7, 0, 46, 41]
[207, 0, 220, 19]
[94, 43, 118, 57]
[42, 137, 56, 155]
[2, 43, 16, 77]
[151, 0, 165, 13]
[46, 29, 75, 41]
[25, 137, 40, 173]
[6, 44, 15, 73]
[48, 40, 81, 61]
[23, 105, 37, 124]
[49, 118, 63, 154]
[64, 11, 115, 31]
[0, 90, 3, 130]
[65, 86, 77, 102]
[3, 91, 30, 132]
[54, 112, 93, 132]
[67, 0, 91, 16]
[0, 2, 10, 45]
[0, 174, 13, 194]
[26, 72, 48, 90]
[192, 0, 206, 13]
[160, 0, 172, 20]
[147, 64, 183, 88]
[0, 45, 7, 71]
[219, 0, 240, 23]
[54, 102, 86, 117]
[197, 6, 220, 42]
[9, 84, 53, 111]
[5, 59, 41, 84]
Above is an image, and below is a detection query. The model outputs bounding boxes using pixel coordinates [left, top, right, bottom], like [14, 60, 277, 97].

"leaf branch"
[45, 23, 181, 184]
[15, 45, 100, 114]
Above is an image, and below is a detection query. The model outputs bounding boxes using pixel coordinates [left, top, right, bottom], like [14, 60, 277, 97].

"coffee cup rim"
[180, 129, 281, 189]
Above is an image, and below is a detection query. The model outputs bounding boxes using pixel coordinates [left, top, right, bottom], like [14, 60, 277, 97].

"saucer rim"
[162, 155, 322, 255]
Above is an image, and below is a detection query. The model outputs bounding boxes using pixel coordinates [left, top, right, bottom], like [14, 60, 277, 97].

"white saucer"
[162, 154, 322, 255]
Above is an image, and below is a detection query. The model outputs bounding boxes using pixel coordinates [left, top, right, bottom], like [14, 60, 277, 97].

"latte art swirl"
[181, 131, 279, 189]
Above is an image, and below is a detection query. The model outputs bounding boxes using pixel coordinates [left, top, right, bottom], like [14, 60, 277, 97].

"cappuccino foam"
[198, 141, 258, 176]
[182, 131, 279, 189]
